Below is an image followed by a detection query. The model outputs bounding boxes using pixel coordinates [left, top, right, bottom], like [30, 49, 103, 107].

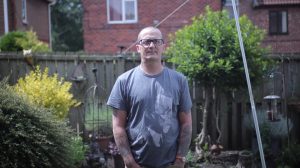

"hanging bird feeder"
[264, 95, 281, 122]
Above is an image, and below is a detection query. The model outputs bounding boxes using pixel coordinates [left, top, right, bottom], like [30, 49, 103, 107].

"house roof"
[254, 0, 300, 6]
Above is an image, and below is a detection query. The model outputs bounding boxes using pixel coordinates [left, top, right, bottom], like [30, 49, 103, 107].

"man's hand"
[167, 160, 185, 168]
[172, 157, 185, 168]
[123, 156, 141, 168]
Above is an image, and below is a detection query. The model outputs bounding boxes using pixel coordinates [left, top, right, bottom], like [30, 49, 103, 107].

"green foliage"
[166, 6, 272, 90]
[0, 80, 76, 168]
[0, 30, 50, 52]
[260, 123, 272, 154]
[69, 136, 88, 166]
[16, 30, 50, 52]
[276, 143, 300, 167]
[202, 143, 211, 163]
[185, 150, 198, 166]
[0, 31, 24, 51]
[14, 66, 79, 119]
[51, 0, 83, 51]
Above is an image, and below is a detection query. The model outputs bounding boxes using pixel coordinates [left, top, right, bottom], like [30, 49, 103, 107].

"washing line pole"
[231, 0, 266, 167]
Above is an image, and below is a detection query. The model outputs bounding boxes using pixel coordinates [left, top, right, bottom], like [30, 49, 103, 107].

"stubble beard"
[143, 52, 161, 63]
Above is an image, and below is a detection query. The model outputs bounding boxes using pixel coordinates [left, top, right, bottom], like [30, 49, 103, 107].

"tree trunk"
[215, 89, 222, 144]
[195, 86, 212, 159]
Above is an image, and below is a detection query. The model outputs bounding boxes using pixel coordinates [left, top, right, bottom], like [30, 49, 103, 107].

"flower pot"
[98, 135, 113, 152]
[237, 150, 253, 168]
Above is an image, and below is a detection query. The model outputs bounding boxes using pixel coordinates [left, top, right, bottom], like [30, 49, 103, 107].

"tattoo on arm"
[177, 116, 192, 156]
[114, 133, 131, 157]
[112, 108, 132, 158]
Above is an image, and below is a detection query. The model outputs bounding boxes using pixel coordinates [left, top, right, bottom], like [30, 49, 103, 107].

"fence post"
[115, 56, 125, 77]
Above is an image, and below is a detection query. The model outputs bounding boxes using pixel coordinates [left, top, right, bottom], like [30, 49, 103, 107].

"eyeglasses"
[138, 39, 164, 47]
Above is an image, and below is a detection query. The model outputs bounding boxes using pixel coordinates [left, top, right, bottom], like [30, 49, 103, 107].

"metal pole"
[231, 0, 266, 167]
[3, 0, 9, 33]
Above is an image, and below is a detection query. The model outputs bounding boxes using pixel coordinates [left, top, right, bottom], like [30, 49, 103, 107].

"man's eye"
[145, 40, 154, 44]
[139, 39, 163, 46]
[152, 40, 158, 43]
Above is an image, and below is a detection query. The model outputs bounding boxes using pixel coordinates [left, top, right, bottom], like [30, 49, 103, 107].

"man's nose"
[149, 41, 155, 48]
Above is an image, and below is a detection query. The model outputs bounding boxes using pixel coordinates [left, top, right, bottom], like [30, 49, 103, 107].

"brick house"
[234, 0, 300, 54]
[82, 0, 221, 54]
[0, 0, 56, 45]
[83, 0, 300, 55]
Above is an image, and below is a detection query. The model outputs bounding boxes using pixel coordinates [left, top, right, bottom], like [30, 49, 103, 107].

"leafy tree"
[51, 0, 83, 51]
[0, 30, 49, 52]
[166, 7, 272, 158]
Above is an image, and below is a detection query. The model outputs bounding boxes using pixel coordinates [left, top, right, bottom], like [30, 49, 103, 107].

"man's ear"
[136, 44, 141, 53]
[162, 44, 166, 51]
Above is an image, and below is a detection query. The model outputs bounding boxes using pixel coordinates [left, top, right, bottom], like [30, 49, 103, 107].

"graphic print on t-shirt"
[146, 91, 174, 147]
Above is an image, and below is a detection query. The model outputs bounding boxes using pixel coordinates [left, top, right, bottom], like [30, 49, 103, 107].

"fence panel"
[1, 52, 300, 150]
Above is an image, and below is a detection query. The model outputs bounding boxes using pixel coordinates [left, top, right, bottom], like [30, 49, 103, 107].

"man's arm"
[112, 108, 140, 168]
[175, 111, 192, 166]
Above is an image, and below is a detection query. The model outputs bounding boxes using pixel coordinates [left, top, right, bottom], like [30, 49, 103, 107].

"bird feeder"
[263, 95, 281, 122]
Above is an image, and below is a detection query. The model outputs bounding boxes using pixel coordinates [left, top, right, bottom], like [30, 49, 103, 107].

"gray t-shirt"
[107, 66, 192, 168]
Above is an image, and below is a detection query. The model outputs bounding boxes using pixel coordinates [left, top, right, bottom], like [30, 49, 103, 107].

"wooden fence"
[1, 52, 300, 150]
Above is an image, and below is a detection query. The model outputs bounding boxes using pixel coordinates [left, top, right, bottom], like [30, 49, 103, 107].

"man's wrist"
[175, 155, 186, 162]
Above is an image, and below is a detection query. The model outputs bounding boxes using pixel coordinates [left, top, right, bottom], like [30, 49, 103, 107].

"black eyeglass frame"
[138, 39, 164, 47]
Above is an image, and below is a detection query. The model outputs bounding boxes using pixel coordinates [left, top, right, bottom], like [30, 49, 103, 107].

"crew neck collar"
[138, 65, 165, 77]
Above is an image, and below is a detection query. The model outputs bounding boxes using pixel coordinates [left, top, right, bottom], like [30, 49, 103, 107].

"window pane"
[109, 0, 122, 21]
[223, 0, 239, 18]
[269, 12, 278, 33]
[22, 0, 27, 22]
[281, 11, 287, 33]
[125, 1, 135, 20]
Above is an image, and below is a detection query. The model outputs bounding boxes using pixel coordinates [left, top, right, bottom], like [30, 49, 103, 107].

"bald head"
[137, 27, 163, 41]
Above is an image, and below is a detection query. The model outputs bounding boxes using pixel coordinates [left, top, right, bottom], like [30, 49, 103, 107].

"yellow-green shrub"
[14, 66, 79, 119]
[0, 30, 50, 52]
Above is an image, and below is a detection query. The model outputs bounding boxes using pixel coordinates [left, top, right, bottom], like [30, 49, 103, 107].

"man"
[107, 27, 192, 168]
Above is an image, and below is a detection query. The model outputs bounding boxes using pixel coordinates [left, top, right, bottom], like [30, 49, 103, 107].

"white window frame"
[107, 0, 138, 24]
[22, 0, 28, 24]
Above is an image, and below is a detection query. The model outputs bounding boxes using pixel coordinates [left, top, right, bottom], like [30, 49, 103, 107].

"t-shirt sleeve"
[107, 77, 127, 111]
[179, 77, 192, 112]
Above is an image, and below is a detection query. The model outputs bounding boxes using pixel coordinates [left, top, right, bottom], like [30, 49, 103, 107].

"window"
[22, 0, 27, 23]
[269, 11, 288, 35]
[223, 0, 239, 18]
[107, 0, 137, 24]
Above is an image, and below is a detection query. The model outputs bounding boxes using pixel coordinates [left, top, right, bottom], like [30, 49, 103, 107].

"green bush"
[14, 66, 80, 119]
[0, 31, 25, 51]
[69, 136, 88, 167]
[0, 30, 50, 52]
[0, 79, 76, 168]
